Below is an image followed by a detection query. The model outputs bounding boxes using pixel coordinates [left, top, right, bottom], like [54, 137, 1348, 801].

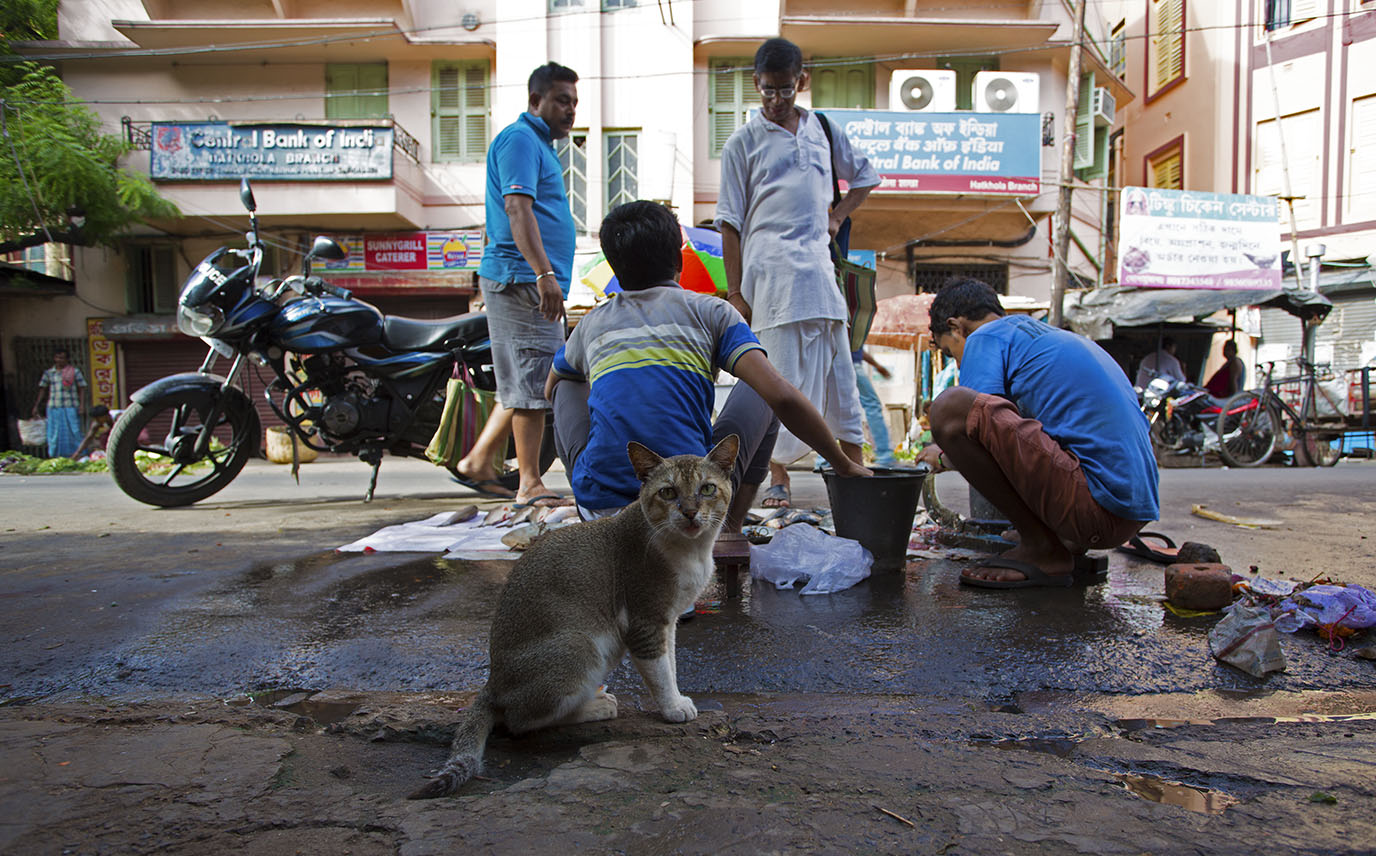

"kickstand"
[360, 447, 383, 502]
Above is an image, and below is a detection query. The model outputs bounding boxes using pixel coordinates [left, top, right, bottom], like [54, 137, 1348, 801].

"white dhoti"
[756, 319, 865, 465]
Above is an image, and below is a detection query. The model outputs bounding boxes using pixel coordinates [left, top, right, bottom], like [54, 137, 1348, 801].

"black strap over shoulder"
[814, 110, 842, 208]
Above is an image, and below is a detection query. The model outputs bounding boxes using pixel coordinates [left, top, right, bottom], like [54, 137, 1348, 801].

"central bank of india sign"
[151, 122, 394, 180]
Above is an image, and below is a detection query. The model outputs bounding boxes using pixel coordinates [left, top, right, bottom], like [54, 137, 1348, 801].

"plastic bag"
[17, 418, 46, 445]
[749, 523, 872, 595]
[1277, 584, 1376, 632]
[1208, 602, 1286, 677]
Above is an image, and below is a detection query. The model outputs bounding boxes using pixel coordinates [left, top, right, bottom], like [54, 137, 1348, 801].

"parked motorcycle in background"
[107, 179, 553, 507]
[1138, 375, 1270, 467]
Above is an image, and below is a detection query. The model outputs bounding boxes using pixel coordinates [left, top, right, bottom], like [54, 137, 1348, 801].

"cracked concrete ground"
[1, 458, 1374, 853]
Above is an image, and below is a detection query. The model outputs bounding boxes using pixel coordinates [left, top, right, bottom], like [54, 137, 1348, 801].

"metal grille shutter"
[121, 338, 284, 443]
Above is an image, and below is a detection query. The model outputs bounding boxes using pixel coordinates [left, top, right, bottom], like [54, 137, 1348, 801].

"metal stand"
[360, 446, 383, 503]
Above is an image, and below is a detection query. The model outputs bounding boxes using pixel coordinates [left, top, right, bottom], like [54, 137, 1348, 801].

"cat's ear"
[706, 434, 739, 475]
[627, 441, 665, 482]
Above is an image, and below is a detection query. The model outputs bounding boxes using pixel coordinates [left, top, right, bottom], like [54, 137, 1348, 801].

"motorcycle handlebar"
[303, 276, 352, 300]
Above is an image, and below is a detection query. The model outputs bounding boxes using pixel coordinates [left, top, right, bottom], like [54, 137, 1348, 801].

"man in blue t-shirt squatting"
[547, 200, 871, 531]
[916, 279, 1161, 589]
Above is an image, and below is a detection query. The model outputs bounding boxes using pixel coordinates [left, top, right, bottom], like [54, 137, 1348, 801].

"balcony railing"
[121, 116, 421, 163]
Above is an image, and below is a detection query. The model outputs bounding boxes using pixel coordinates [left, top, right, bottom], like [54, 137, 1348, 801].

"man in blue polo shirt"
[918, 278, 1158, 589]
[454, 62, 579, 507]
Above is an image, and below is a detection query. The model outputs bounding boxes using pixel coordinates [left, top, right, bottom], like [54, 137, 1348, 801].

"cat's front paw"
[660, 695, 698, 723]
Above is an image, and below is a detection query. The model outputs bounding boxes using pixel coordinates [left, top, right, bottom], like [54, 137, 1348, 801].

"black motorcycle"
[107, 179, 553, 507]
[1138, 375, 1224, 457]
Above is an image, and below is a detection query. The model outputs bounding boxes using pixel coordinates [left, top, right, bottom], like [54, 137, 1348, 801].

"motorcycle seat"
[381, 312, 489, 352]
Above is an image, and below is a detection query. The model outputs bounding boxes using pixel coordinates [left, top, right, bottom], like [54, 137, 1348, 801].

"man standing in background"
[455, 61, 579, 508]
[716, 38, 880, 508]
[31, 348, 87, 458]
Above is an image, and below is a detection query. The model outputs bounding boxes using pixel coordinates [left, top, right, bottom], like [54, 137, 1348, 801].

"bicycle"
[1215, 358, 1346, 468]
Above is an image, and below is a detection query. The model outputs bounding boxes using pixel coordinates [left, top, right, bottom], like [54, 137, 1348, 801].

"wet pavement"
[2, 456, 1375, 852]
[3, 458, 1374, 704]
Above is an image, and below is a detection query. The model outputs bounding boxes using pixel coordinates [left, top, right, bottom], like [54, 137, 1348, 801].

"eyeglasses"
[758, 85, 797, 99]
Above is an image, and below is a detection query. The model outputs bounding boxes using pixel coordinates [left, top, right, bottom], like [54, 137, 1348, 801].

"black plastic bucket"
[822, 466, 927, 572]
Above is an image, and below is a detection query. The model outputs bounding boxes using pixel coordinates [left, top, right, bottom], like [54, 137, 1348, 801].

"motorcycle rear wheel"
[1216, 392, 1277, 468]
[108, 389, 257, 507]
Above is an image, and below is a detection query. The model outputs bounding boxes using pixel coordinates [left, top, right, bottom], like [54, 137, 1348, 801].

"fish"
[479, 507, 509, 527]
[539, 505, 579, 525]
[507, 505, 536, 528]
[501, 522, 546, 550]
[743, 525, 774, 544]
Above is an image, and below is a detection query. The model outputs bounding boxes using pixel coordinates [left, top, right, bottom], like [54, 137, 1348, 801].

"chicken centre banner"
[1117, 187, 1282, 289]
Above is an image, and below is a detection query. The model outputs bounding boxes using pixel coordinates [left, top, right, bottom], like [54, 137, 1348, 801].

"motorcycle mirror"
[239, 178, 257, 213]
[306, 236, 347, 261]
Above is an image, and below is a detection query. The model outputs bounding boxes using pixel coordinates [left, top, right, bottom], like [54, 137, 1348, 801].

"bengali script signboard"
[822, 110, 1041, 195]
[151, 123, 393, 180]
[86, 318, 117, 410]
[1117, 187, 1282, 289]
[322, 231, 485, 275]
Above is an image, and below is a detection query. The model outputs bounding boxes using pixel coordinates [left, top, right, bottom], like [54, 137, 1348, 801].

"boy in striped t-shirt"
[547, 201, 869, 526]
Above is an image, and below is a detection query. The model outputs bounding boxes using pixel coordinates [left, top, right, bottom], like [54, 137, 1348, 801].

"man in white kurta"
[715, 37, 881, 507]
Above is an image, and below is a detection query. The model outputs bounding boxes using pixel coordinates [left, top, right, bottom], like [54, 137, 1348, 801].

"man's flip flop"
[511, 494, 572, 509]
[1115, 531, 1180, 564]
[760, 484, 791, 508]
[959, 556, 1074, 589]
[450, 473, 516, 499]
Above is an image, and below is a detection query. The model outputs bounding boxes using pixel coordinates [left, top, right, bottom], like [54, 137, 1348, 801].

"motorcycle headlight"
[178, 303, 225, 337]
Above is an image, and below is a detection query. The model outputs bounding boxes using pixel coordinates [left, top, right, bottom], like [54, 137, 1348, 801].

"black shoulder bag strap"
[814, 110, 849, 262]
[814, 110, 842, 208]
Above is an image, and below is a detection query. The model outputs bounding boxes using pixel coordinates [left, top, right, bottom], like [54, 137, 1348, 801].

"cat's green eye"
[700, 483, 717, 496]
[658, 486, 677, 500]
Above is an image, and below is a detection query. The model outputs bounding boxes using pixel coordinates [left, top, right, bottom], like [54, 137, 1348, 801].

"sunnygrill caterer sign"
[150, 123, 394, 180]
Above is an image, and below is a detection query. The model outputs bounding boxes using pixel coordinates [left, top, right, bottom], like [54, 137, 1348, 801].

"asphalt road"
[3, 454, 1374, 708]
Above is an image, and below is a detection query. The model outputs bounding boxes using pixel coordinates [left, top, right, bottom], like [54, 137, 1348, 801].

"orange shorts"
[965, 393, 1144, 552]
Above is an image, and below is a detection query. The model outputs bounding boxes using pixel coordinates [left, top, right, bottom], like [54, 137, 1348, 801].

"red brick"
[1165, 563, 1234, 611]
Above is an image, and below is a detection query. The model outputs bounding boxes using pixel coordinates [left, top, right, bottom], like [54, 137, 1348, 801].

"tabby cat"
[409, 434, 739, 799]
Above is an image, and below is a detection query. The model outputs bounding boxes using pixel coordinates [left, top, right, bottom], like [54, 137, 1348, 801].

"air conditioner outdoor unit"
[889, 69, 957, 112]
[1091, 86, 1116, 126]
[972, 71, 1040, 114]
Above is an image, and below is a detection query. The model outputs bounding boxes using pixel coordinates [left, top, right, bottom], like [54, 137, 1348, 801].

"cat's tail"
[407, 688, 496, 799]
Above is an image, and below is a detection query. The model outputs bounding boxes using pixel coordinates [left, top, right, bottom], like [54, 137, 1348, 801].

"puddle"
[243, 689, 361, 725]
[1116, 773, 1240, 815]
[974, 736, 1081, 758]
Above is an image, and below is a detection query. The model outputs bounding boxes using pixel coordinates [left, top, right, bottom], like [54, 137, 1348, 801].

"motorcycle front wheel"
[1216, 392, 1277, 468]
[108, 389, 258, 507]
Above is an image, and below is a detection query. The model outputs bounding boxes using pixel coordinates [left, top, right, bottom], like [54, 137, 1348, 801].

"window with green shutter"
[325, 63, 389, 119]
[556, 132, 589, 233]
[810, 59, 874, 109]
[1073, 72, 1110, 181]
[432, 60, 490, 163]
[606, 131, 639, 212]
[709, 58, 751, 158]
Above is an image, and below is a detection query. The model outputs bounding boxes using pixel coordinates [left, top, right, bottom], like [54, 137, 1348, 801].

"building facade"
[3, 0, 1129, 445]
[1104, 0, 1376, 385]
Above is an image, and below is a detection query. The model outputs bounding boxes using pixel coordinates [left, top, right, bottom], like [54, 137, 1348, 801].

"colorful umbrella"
[580, 225, 728, 298]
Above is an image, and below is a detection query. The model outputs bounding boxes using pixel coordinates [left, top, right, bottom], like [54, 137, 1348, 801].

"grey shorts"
[479, 276, 565, 410]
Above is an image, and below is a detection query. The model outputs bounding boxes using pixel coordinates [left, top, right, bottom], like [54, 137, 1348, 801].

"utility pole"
[1049, 0, 1088, 328]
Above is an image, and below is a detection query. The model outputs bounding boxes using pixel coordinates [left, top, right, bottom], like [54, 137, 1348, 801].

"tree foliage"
[1, 2, 177, 254]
